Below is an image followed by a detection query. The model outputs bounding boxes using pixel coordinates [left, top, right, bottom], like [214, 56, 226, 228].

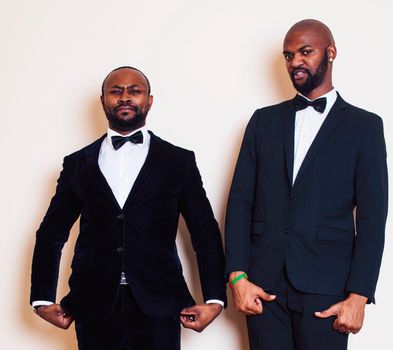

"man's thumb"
[314, 305, 337, 318]
[258, 290, 276, 302]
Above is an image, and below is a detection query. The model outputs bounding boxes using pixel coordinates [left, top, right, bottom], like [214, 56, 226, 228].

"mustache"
[114, 102, 139, 111]
[291, 67, 311, 78]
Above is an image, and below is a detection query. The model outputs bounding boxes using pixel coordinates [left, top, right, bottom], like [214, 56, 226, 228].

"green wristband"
[231, 273, 248, 286]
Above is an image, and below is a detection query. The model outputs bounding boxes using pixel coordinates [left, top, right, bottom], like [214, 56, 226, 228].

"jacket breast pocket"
[317, 226, 354, 245]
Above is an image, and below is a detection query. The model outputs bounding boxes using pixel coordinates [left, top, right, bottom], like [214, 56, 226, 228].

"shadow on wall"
[86, 96, 108, 140]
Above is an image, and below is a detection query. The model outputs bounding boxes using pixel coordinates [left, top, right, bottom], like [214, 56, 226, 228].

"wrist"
[347, 292, 368, 304]
[229, 271, 246, 281]
[206, 303, 223, 310]
[33, 305, 46, 315]
[230, 272, 248, 287]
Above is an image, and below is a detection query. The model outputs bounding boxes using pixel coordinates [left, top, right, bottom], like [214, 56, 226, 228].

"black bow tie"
[111, 131, 144, 150]
[293, 95, 327, 113]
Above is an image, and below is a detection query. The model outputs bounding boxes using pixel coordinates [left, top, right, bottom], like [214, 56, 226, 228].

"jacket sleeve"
[30, 156, 81, 304]
[225, 112, 258, 276]
[346, 115, 388, 303]
[178, 152, 227, 305]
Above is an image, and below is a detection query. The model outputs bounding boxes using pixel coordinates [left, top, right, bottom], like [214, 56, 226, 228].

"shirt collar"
[105, 126, 150, 149]
[298, 88, 337, 115]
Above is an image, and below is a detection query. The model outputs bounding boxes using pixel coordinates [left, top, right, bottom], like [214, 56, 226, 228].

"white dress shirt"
[99, 127, 150, 208]
[33, 126, 223, 308]
[293, 88, 337, 184]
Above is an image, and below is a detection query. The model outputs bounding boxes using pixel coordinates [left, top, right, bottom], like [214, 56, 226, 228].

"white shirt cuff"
[32, 299, 225, 308]
[32, 300, 54, 308]
[205, 299, 224, 307]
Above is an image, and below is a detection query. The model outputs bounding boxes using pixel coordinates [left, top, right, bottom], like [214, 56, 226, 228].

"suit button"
[287, 194, 296, 202]
[116, 246, 124, 253]
[116, 213, 125, 220]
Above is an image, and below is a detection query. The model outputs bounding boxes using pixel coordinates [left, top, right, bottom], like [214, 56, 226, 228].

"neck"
[108, 122, 145, 136]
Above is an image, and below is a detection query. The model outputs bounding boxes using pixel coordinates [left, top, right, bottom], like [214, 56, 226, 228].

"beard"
[104, 104, 148, 132]
[290, 51, 329, 95]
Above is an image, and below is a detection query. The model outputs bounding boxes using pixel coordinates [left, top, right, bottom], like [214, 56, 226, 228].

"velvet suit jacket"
[30, 132, 226, 321]
[225, 94, 388, 302]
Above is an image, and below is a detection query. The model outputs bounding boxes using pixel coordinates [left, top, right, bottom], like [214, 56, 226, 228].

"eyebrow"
[109, 84, 143, 90]
[283, 45, 313, 55]
[298, 45, 312, 51]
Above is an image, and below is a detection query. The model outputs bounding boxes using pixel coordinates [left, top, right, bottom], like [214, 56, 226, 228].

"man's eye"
[130, 89, 141, 95]
[302, 50, 311, 55]
[284, 54, 292, 61]
[110, 90, 121, 95]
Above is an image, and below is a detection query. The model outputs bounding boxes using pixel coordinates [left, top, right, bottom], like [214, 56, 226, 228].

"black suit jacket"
[225, 94, 388, 302]
[31, 132, 226, 321]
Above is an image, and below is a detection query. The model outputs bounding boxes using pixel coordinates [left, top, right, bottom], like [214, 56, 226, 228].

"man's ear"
[147, 95, 154, 111]
[327, 44, 337, 62]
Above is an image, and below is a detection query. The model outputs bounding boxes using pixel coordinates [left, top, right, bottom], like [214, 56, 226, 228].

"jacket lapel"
[281, 100, 296, 187]
[122, 131, 168, 210]
[85, 134, 121, 210]
[293, 93, 348, 188]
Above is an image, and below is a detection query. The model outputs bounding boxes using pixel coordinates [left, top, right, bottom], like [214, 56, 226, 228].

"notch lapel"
[85, 134, 121, 210]
[122, 131, 168, 210]
[281, 100, 296, 187]
[293, 94, 347, 189]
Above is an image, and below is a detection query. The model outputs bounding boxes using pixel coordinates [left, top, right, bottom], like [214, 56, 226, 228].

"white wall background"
[1, 0, 392, 349]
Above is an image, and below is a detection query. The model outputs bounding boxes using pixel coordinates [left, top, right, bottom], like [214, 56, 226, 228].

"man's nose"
[119, 91, 131, 102]
[290, 54, 304, 68]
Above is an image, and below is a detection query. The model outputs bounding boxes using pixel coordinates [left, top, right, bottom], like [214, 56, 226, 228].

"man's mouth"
[115, 105, 136, 111]
[291, 69, 308, 80]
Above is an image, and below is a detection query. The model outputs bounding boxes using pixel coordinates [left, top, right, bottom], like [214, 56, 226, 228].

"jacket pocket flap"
[317, 226, 353, 244]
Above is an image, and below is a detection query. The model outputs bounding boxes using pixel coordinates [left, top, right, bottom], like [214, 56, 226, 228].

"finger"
[244, 302, 263, 315]
[180, 313, 196, 322]
[180, 306, 197, 314]
[257, 290, 276, 302]
[314, 305, 338, 318]
[332, 318, 348, 332]
[238, 296, 264, 314]
[338, 326, 349, 334]
[180, 317, 199, 329]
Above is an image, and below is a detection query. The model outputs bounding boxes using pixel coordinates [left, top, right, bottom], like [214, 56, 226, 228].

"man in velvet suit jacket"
[30, 66, 226, 349]
[225, 20, 387, 350]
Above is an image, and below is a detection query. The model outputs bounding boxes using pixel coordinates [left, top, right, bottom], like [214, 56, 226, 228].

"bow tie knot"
[293, 95, 327, 113]
[111, 130, 144, 150]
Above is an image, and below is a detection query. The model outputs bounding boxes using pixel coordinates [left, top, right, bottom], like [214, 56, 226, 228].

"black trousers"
[247, 269, 348, 350]
[75, 286, 180, 350]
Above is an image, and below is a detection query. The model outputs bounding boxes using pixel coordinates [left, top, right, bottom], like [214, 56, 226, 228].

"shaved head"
[285, 19, 335, 47]
[101, 66, 151, 96]
[283, 19, 337, 99]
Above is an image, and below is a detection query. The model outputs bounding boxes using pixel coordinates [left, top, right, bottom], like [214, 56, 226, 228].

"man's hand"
[229, 271, 276, 315]
[180, 303, 222, 332]
[315, 292, 368, 334]
[35, 304, 74, 329]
